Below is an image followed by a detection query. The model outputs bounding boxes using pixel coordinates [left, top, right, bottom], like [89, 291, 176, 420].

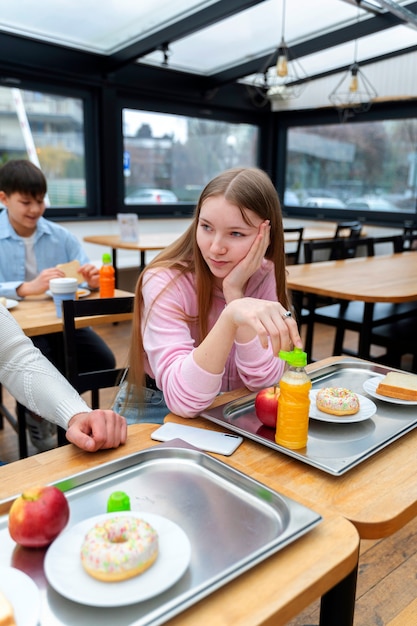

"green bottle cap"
[279, 346, 307, 367]
[102, 252, 112, 264]
[107, 490, 131, 513]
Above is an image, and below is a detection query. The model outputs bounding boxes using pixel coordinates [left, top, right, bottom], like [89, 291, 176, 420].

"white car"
[125, 189, 178, 204]
[303, 197, 346, 209]
[346, 196, 399, 211]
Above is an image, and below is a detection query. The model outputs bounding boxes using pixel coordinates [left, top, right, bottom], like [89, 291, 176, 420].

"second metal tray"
[0, 444, 321, 626]
[201, 359, 417, 476]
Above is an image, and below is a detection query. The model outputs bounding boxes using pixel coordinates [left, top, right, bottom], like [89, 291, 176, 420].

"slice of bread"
[0, 591, 16, 626]
[56, 260, 83, 284]
[376, 371, 417, 401]
[0, 296, 7, 307]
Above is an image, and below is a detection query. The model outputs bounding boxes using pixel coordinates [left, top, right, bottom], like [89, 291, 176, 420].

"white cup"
[49, 277, 78, 317]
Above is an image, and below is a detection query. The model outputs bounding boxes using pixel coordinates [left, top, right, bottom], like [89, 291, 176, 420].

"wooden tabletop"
[0, 422, 359, 626]
[83, 233, 178, 252]
[286, 252, 417, 303]
[167, 357, 417, 540]
[10, 289, 134, 337]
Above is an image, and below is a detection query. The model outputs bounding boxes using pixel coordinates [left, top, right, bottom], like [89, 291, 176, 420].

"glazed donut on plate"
[80, 515, 158, 582]
[316, 387, 360, 416]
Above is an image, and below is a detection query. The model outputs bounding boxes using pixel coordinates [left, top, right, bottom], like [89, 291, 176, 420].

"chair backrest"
[304, 234, 403, 264]
[284, 227, 304, 265]
[62, 296, 134, 407]
[367, 234, 403, 256]
[304, 236, 366, 263]
[402, 222, 417, 250]
[334, 220, 363, 239]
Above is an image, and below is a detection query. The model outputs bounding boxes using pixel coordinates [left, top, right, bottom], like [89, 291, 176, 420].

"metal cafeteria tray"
[201, 359, 417, 476]
[0, 444, 321, 626]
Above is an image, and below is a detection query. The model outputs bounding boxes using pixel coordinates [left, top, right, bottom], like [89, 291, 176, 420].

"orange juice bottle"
[275, 347, 311, 450]
[99, 252, 115, 298]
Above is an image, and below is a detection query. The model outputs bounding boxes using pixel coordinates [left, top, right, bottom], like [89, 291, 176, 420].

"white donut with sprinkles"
[316, 387, 360, 416]
[81, 515, 159, 582]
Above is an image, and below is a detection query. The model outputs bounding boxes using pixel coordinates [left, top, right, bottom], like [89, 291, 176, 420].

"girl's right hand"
[225, 297, 302, 355]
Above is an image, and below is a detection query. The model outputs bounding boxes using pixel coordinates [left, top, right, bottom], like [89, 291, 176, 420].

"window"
[0, 86, 86, 209]
[122, 109, 259, 206]
[285, 119, 417, 219]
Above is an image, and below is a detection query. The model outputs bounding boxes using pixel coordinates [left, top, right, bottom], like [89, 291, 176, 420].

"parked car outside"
[283, 189, 300, 206]
[125, 188, 178, 204]
[345, 196, 400, 211]
[302, 197, 346, 209]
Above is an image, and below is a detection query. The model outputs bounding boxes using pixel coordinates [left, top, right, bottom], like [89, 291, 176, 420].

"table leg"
[111, 248, 118, 287]
[319, 563, 358, 626]
[358, 302, 374, 360]
[139, 250, 146, 273]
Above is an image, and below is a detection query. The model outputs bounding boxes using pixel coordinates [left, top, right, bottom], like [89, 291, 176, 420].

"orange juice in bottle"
[99, 252, 115, 298]
[275, 347, 311, 450]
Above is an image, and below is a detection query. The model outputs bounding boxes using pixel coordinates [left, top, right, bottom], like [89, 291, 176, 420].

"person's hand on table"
[65, 409, 127, 451]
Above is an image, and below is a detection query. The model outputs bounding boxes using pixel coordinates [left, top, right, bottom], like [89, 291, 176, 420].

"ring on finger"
[282, 310, 292, 320]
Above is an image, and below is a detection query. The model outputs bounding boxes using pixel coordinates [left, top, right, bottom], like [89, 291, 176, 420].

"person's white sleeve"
[0, 305, 91, 429]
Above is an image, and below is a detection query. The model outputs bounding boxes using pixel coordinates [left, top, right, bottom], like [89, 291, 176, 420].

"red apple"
[254, 385, 280, 428]
[8, 485, 70, 548]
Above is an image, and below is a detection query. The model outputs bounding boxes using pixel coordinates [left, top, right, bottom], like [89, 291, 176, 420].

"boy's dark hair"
[0, 159, 47, 197]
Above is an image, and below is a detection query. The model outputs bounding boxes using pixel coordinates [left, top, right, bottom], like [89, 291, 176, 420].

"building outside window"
[0, 86, 85, 208]
[285, 119, 417, 217]
[123, 109, 259, 206]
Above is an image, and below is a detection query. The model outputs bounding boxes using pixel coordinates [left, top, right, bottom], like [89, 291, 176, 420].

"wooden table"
[10, 288, 134, 337]
[0, 422, 359, 626]
[286, 252, 417, 359]
[83, 234, 179, 282]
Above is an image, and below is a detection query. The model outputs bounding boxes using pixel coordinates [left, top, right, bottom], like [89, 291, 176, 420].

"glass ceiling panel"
[0, 0, 416, 76]
[0, 0, 215, 54]
[139, 0, 363, 74]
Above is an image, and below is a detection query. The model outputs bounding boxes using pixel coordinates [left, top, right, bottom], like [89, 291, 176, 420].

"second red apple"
[254, 385, 280, 428]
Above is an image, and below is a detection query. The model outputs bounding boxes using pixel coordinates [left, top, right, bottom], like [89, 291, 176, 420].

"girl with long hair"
[115, 167, 302, 423]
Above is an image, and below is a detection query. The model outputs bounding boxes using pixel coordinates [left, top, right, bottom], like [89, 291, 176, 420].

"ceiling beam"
[106, 0, 268, 72]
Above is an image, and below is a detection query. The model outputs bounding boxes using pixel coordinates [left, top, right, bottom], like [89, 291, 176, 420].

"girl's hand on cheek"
[223, 221, 270, 302]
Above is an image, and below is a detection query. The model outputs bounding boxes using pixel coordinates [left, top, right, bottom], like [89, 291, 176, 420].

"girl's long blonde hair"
[127, 167, 290, 396]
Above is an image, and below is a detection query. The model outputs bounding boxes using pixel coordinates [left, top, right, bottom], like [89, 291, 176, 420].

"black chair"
[332, 221, 363, 258]
[334, 220, 363, 239]
[284, 227, 304, 265]
[299, 235, 416, 359]
[61, 296, 134, 445]
[370, 316, 417, 372]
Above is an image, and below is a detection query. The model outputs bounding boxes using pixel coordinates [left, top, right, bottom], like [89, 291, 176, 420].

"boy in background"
[0, 159, 115, 451]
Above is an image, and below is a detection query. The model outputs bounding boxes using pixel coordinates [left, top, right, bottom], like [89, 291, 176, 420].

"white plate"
[5, 298, 18, 309]
[46, 288, 90, 298]
[363, 375, 417, 405]
[76, 288, 91, 298]
[309, 390, 377, 423]
[0, 566, 41, 626]
[44, 512, 191, 607]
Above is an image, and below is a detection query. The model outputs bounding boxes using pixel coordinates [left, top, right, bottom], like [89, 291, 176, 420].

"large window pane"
[286, 120, 417, 217]
[0, 87, 85, 208]
[123, 109, 258, 205]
